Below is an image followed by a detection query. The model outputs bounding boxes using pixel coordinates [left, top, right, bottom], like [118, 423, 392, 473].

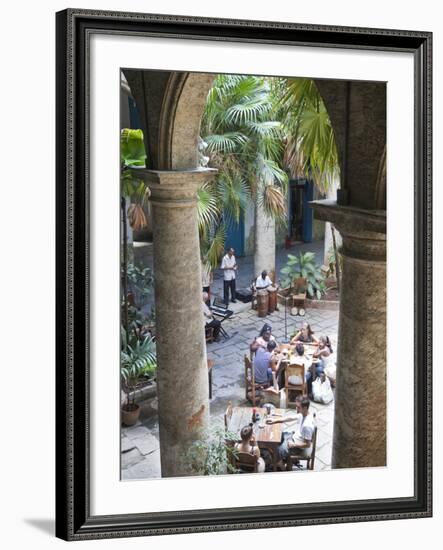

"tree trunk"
[323, 176, 340, 265]
[254, 196, 276, 282]
[331, 224, 340, 293]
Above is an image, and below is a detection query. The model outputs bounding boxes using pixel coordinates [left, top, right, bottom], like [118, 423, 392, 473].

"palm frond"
[225, 98, 271, 126]
[254, 153, 288, 190]
[202, 224, 227, 270]
[217, 172, 250, 225]
[197, 183, 220, 236]
[257, 184, 287, 227]
[204, 132, 248, 154]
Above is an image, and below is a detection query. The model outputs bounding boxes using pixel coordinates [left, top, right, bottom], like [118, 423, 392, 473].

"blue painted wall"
[224, 213, 245, 257]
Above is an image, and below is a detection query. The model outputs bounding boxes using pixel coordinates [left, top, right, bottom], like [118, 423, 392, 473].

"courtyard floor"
[122, 299, 338, 480]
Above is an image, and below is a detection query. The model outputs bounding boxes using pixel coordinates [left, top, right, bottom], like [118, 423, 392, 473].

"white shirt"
[221, 254, 236, 281]
[255, 275, 272, 289]
[294, 412, 315, 443]
[202, 302, 213, 325]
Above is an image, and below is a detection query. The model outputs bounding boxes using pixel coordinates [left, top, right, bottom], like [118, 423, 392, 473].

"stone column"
[311, 201, 386, 468]
[136, 168, 216, 477]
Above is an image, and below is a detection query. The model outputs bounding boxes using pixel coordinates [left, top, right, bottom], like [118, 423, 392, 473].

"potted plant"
[280, 251, 326, 300]
[121, 331, 156, 426]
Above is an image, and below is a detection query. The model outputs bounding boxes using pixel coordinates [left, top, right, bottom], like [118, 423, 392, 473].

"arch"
[159, 72, 215, 170]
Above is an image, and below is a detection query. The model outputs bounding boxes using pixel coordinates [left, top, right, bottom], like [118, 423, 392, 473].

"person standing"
[221, 247, 237, 305]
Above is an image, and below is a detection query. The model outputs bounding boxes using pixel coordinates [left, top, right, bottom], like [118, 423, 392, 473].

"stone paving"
[122, 301, 338, 480]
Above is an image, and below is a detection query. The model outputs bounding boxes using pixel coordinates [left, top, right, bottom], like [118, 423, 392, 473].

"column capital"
[130, 167, 217, 207]
[311, 199, 386, 261]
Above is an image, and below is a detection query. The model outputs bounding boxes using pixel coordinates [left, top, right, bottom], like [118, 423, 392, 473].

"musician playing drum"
[255, 270, 272, 290]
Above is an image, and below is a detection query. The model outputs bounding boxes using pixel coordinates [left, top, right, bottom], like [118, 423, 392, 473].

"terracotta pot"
[121, 403, 141, 426]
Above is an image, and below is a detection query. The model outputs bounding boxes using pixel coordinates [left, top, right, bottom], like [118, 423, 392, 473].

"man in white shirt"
[255, 270, 272, 290]
[220, 247, 237, 306]
[267, 396, 315, 468]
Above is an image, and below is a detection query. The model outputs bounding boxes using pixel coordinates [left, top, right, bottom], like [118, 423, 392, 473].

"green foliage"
[276, 78, 339, 194]
[200, 224, 226, 271]
[121, 333, 156, 403]
[280, 251, 326, 299]
[125, 263, 154, 305]
[185, 428, 239, 476]
[120, 129, 148, 200]
[327, 245, 342, 276]
[200, 74, 288, 266]
[120, 128, 146, 167]
[197, 182, 220, 235]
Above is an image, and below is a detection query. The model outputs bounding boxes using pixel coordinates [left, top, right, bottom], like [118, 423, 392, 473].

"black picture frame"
[55, 8, 432, 541]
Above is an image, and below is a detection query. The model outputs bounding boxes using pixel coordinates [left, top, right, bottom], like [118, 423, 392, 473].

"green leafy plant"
[327, 246, 342, 277]
[125, 263, 154, 305]
[280, 251, 326, 299]
[185, 428, 239, 476]
[120, 128, 149, 334]
[121, 333, 156, 409]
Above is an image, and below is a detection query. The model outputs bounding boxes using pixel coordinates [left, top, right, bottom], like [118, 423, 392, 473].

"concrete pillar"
[136, 168, 216, 477]
[254, 199, 276, 281]
[311, 201, 386, 468]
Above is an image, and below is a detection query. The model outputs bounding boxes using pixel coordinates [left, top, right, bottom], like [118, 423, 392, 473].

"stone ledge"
[121, 381, 157, 406]
[310, 199, 386, 235]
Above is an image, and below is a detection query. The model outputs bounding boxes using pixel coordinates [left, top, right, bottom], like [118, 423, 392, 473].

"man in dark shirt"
[253, 340, 277, 384]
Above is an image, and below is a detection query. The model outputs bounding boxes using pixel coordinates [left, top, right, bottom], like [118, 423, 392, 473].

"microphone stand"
[282, 295, 289, 343]
[278, 281, 290, 343]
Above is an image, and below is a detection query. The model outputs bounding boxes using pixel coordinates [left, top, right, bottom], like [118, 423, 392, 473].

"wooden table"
[228, 406, 287, 471]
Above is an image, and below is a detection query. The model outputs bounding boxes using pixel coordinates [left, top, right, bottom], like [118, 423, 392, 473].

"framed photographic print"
[55, 8, 432, 541]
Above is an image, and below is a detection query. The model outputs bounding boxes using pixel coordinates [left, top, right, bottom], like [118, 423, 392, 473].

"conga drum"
[267, 285, 277, 313]
[257, 290, 269, 317]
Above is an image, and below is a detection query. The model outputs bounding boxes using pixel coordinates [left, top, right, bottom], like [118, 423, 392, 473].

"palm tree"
[276, 78, 341, 268]
[200, 74, 288, 277]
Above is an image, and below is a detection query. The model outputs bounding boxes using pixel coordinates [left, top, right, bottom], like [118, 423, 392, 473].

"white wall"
[0, 1, 440, 548]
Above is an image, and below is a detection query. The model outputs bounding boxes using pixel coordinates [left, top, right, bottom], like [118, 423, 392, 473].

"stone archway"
[125, 69, 387, 474]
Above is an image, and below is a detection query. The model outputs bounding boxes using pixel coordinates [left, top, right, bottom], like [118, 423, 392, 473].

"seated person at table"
[306, 335, 334, 394]
[275, 343, 308, 387]
[267, 396, 315, 468]
[312, 335, 333, 369]
[202, 292, 221, 341]
[250, 323, 276, 353]
[289, 344, 310, 369]
[235, 424, 266, 473]
[255, 270, 273, 290]
[253, 340, 278, 385]
[290, 322, 319, 345]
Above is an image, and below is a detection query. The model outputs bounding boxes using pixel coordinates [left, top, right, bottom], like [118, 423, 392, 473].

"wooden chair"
[287, 423, 318, 471]
[244, 355, 268, 406]
[291, 277, 307, 315]
[234, 451, 259, 473]
[205, 325, 215, 343]
[284, 363, 307, 407]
